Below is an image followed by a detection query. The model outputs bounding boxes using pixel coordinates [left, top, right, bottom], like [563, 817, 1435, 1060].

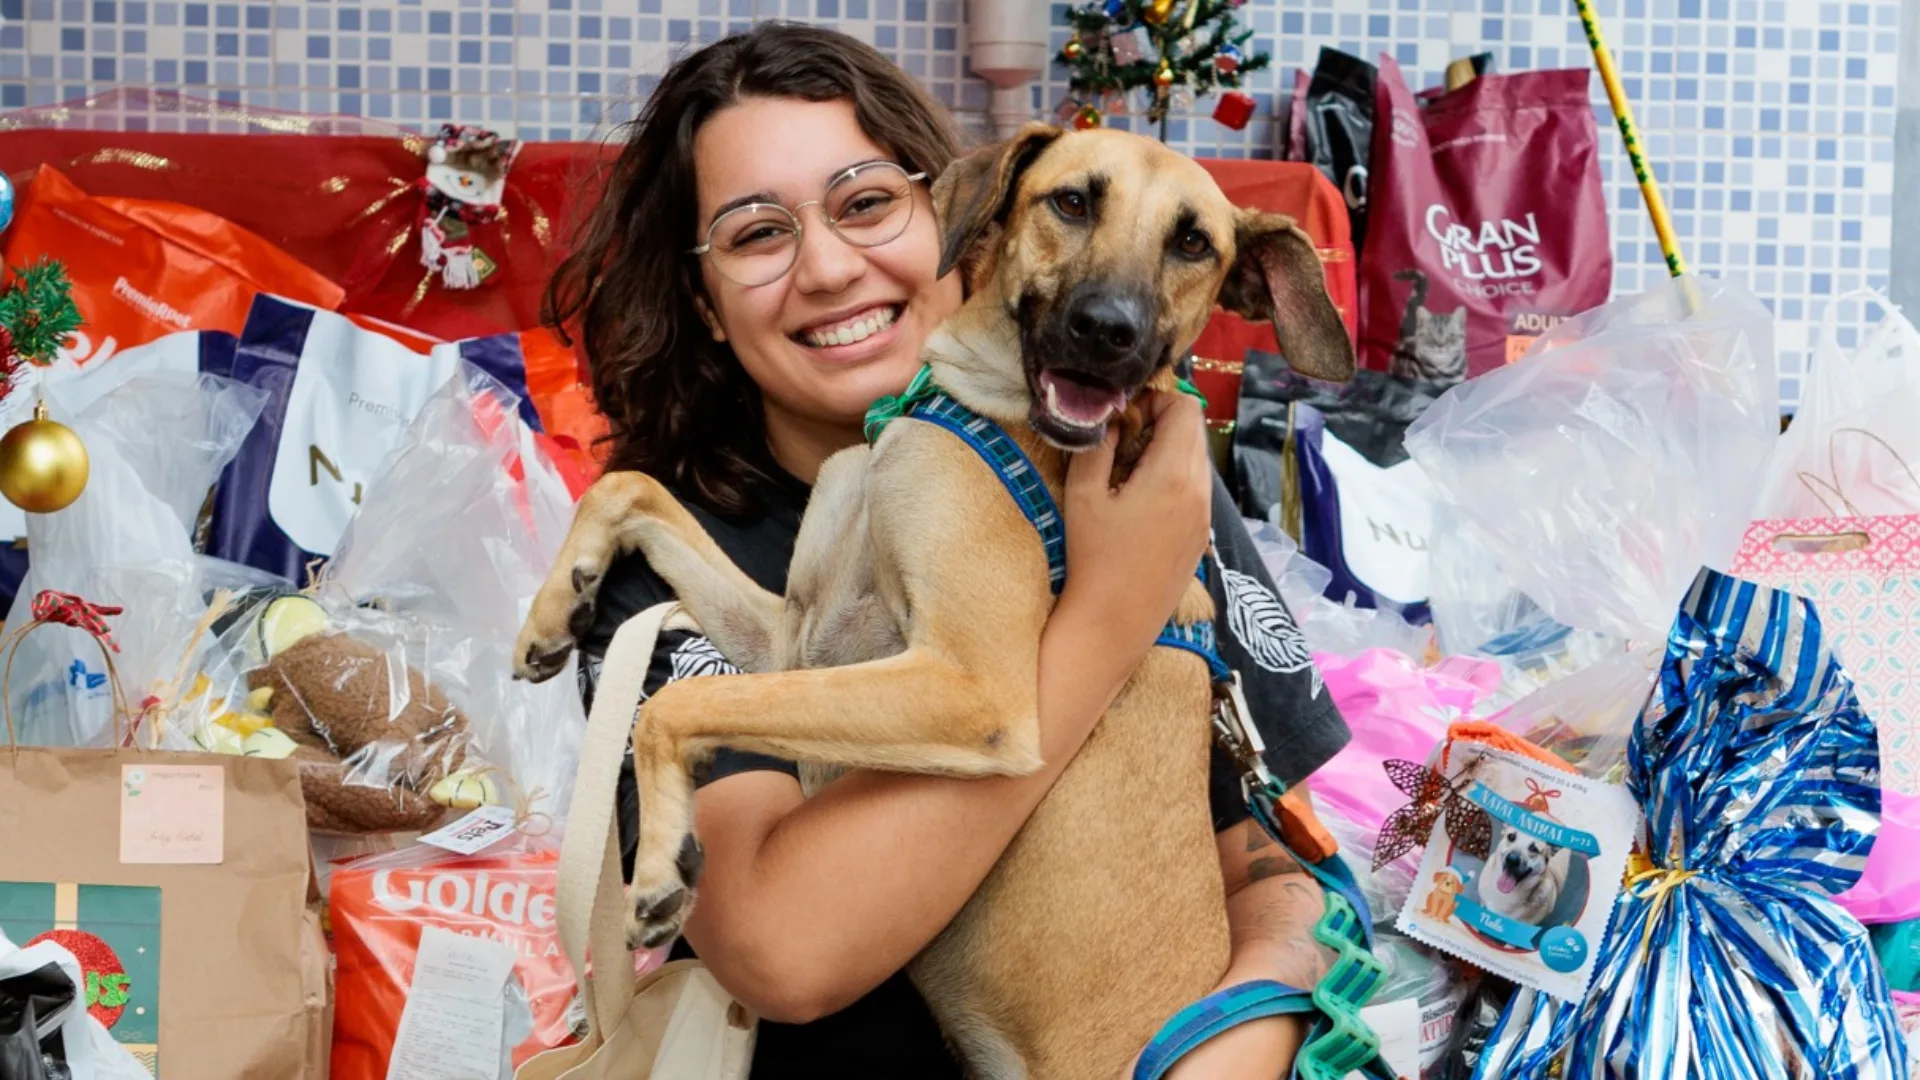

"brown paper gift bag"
[0, 599, 315, 1079]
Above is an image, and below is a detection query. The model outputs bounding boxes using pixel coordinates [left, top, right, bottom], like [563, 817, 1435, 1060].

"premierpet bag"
[516, 602, 755, 1080]
[1360, 58, 1610, 383]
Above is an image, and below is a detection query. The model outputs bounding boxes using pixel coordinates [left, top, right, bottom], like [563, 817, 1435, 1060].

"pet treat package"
[328, 841, 585, 1077]
[171, 364, 582, 836]
[1360, 57, 1611, 385]
[1394, 737, 1639, 1004]
[1472, 570, 1907, 1078]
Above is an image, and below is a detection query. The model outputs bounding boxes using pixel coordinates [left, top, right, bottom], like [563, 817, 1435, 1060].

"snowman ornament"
[417, 124, 519, 290]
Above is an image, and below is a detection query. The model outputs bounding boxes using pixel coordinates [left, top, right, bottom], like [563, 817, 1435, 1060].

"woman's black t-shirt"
[575, 464, 1350, 1078]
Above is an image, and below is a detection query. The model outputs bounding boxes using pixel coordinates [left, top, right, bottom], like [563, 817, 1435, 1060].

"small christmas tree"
[1056, 0, 1270, 139]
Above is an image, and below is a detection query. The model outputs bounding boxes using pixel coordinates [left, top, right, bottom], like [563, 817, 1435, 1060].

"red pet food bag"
[2, 165, 344, 369]
[1359, 57, 1611, 383]
[328, 842, 581, 1076]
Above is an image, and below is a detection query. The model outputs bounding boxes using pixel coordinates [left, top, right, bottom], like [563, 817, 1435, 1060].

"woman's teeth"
[801, 305, 899, 349]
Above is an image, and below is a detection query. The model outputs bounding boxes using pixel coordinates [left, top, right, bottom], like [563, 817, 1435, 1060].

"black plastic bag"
[1302, 48, 1376, 254]
[0, 960, 78, 1080]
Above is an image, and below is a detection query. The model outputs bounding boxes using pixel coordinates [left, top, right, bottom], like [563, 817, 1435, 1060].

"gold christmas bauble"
[1144, 0, 1174, 24]
[1153, 63, 1175, 88]
[0, 402, 89, 513]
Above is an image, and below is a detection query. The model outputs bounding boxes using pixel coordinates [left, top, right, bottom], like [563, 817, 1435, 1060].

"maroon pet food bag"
[1359, 56, 1611, 383]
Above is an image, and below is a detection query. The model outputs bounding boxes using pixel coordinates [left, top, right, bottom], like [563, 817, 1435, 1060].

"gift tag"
[1395, 743, 1639, 1003]
[419, 805, 518, 856]
[120, 764, 224, 865]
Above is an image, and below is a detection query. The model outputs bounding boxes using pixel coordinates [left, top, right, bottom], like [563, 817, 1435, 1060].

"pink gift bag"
[1734, 515, 1920, 922]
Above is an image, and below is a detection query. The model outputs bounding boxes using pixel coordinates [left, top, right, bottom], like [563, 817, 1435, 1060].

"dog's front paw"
[513, 563, 609, 682]
[624, 835, 706, 952]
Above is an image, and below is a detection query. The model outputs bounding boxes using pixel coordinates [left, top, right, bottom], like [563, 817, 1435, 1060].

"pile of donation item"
[0, 88, 1918, 1080]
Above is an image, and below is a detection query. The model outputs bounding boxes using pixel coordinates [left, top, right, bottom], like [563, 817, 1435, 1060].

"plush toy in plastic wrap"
[172, 362, 583, 837]
[1471, 569, 1906, 1079]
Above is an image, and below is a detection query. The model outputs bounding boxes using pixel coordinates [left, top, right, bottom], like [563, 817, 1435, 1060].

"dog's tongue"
[1495, 869, 1518, 895]
[1040, 371, 1127, 427]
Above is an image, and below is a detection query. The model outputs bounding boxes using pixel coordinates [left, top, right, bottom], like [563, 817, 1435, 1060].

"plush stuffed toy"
[247, 631, 470, 833]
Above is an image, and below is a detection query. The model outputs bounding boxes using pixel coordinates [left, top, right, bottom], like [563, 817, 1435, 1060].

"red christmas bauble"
[1153, 64, 1175, 88]
[1073, 105, 1104, 131]
[1063, 38, 1083, 61]
[28, 928, 129, 1029]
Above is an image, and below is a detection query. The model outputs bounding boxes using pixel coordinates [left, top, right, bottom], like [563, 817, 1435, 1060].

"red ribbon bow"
[1521, 777, 1563, 814]
[30, 590, 124, 653]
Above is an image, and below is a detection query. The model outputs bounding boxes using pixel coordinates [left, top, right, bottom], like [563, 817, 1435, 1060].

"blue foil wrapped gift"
[1472, 568, 1908, 1079]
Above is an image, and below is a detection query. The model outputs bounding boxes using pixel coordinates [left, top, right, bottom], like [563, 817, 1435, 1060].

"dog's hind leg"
[514, 471, 784, 681]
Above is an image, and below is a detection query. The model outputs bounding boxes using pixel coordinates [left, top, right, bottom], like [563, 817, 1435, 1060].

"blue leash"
[868, 382, 1390, 1079]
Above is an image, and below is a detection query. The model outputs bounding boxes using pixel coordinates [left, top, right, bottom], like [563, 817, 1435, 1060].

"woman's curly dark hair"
[547, 23, 960, 517]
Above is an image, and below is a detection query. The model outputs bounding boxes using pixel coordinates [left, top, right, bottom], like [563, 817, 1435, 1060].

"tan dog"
[515, 124, 1354, 1078]
[1422, 869, 1464, 921]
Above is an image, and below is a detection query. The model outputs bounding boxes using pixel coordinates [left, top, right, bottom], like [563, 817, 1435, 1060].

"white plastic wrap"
[1404, 275, 1779, 644]
[1, 372, 268, 747]
[1242, 516, 1430, 659]
[1755, 290, 1920, 520]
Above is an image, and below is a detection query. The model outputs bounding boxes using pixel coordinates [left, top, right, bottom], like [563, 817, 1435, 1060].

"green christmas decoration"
[1057, 0, 1270, 139]
[0, 257, 83, 369]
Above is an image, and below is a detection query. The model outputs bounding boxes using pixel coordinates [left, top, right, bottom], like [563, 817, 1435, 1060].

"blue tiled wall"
[2, 0, 1903, 406]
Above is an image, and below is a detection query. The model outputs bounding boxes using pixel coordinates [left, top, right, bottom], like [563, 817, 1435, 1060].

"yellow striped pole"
[1575, 0, 1689, 279]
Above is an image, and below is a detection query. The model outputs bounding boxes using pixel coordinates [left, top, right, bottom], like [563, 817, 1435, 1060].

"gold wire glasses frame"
[689, 161, 931, 287]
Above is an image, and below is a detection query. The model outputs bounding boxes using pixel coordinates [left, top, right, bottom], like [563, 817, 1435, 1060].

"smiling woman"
[547, 21, 1347, 1079]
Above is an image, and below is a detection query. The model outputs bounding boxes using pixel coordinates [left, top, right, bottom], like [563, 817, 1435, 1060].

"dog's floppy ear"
[932, 122, 1061, 280]
[1218, 211, 1357, 383]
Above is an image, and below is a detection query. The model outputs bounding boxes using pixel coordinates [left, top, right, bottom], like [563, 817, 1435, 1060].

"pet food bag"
[1472, 570, 1906, 1078]
[1360, 57, 1611, 384]
[328, 841, 587, 1077]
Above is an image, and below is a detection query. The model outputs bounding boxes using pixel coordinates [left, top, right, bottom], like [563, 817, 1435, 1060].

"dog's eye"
[1051, 190, 1089, 219]
[1175, 229, 1213, 258]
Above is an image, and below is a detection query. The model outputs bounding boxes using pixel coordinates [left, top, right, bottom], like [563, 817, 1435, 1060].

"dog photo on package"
[1397, 741, 1639, 1003]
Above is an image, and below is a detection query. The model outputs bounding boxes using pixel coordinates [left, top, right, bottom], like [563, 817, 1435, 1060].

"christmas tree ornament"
[1212, 89, 1256, 130]
[1110, 26, 1145, 65]
[0, 171, 14, 235]
[0, 399, 89, 513]
[1215, 43, 1242, 74]
[417, 124, 519, 291]
[1062, 35, 1083, 61]
[1153, 59, 1176, 88]
[1143, 0, 1175, 25]
[1103, 0, 1128, 21]
[0, 258, 90, 513]
[1074, 105, 1104, 130]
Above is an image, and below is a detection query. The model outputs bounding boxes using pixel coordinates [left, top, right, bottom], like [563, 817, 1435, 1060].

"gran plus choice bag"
[1359, 57, 1611, 384]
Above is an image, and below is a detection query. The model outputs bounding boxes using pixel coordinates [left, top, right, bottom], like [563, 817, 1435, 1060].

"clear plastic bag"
[1, 372, 268, 747]
[1754, 290, 1920, 520]
[1404, 275, 1779, 644]
[1242, 516, 1430, 658]
[175, 364, 583, 834]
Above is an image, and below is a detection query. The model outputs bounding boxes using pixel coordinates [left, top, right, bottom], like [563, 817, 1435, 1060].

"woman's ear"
[694, 294, 727, 343]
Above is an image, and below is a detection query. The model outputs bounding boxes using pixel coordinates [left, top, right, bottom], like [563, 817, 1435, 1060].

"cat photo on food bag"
[1387, 269, 1467, 385]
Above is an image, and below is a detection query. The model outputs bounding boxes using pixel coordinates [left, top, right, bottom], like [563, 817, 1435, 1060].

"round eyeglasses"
[690, 161, 930, 288]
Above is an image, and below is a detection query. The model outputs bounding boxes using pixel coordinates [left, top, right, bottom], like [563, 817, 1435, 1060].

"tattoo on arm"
[1245, 821, 1275, 852]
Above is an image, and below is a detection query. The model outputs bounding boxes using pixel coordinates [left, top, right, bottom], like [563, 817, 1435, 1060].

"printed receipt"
[386, 925, 519, 1080]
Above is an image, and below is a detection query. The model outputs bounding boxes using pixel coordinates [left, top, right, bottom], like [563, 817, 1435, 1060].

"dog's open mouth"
[1495, 867, 1525, 894]
[1036, 369, 1130, 440]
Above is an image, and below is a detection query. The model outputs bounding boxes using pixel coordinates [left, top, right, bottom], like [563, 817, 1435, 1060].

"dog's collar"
[862, 364, 1211, 445]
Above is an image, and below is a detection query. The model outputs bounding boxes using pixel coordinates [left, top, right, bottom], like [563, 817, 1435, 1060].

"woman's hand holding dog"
[1061, 388, 1214, 698]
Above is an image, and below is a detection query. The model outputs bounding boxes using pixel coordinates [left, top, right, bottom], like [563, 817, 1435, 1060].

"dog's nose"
[1065, 291, 1147, 355]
